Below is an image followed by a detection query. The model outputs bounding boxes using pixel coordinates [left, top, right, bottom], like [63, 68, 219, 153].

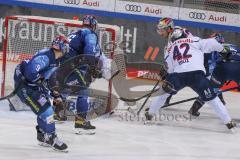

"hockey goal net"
[1, 15, 121, 112]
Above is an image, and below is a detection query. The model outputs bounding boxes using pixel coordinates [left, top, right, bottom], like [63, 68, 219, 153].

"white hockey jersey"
[167, 26, 193, 43]
[164, 27, 193, 73]
[165, 37, 224, 74]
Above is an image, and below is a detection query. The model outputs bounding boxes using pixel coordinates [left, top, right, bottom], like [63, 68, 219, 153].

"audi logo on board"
[64, 0, 80, 5]
[125, 4, 142, 12]
[189, 12, 206, 20]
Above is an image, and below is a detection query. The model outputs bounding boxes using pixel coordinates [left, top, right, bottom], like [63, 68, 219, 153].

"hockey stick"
[136, 80, 161, 115]
[0, 81, 23, 101]
[127, 84, 240, 115]
[161, 85, 240, 108]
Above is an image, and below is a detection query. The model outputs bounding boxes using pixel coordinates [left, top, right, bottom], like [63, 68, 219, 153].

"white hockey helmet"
[170, 28, 187, 42]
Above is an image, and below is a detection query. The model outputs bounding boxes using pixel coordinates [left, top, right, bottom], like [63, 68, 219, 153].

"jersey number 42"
[173, 43, 192, 61]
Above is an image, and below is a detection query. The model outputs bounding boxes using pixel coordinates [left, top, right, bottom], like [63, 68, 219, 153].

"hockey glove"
[89, 67, 103, 79]
[50, 90, 63, 105]
[53, 98, 68, 121]
[35, 76, 45, 85]
[219, 45, 230, 61]
[53, 97, 63, 106]
[51, 90, 61, 98]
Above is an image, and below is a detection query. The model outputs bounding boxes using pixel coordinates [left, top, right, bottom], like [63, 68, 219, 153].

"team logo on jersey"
[189, 12, 206, 20]
[125, 4, 142, 12]
[38, 96, 47, 107]
[64, 0, 80, 5]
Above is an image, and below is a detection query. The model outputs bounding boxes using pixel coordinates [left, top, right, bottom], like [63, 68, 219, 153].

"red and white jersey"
[164, 37, 224, 74]
[164, 27, 193, 73]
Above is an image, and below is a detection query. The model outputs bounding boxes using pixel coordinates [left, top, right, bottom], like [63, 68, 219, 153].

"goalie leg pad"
[37, 107, 55, 134]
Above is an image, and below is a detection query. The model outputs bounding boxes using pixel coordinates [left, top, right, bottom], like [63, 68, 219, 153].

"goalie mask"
[82, 15, 98, 31]
[52, 35, 70, 55]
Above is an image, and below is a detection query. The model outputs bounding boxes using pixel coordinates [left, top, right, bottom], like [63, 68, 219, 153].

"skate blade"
[39, 142, 68, 153]
[143, 120, 155, 125]
[188, 112, 200, 119]
[54, 120, 65, 124]
[229, 124, 239, 133]
[38, 142, 51, 147]
[229, 128, 237, 134]
[52, 147, 69, 153]
[75, 128, 96, 135]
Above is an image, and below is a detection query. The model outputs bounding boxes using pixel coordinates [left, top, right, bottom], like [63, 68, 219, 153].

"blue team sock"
[76, 96, 88, 119]
[37, 107, 55, 134]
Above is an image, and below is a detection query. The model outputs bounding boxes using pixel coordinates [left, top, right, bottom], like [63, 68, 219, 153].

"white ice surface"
[0, 87, 240, 160]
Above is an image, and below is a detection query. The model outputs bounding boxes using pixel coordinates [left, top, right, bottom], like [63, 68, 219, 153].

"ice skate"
[226, 121, 237, 133]
[75, 116, 96, 135]
[144, 108, 155, 125]
[36, 126, 68, 152]
[188, 99, 203, 117]
[144, 108, 153, 121]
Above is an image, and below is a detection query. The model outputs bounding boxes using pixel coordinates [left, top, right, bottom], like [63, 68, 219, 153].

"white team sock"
[206, 97, 231, 124]
[149, 93, 171, 115]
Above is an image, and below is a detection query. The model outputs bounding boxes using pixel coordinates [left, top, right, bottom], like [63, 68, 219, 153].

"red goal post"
[1, 15, 121, 111]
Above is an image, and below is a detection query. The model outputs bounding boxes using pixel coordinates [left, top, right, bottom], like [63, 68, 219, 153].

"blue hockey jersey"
[57, 28, 102, 83]
[223, 43, 240, 61]
[64, 28, 101, 59]
[206, 43, 240, 75]
[20, 48, 58, 83]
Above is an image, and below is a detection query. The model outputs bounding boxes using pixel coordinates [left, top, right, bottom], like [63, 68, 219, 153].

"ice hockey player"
[13, 35, 69, 151]
[145, 27, 236, 131]
[59, 15, 112, 134]
[189, 33, 240, 116]
[156, 17, 193, 105]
